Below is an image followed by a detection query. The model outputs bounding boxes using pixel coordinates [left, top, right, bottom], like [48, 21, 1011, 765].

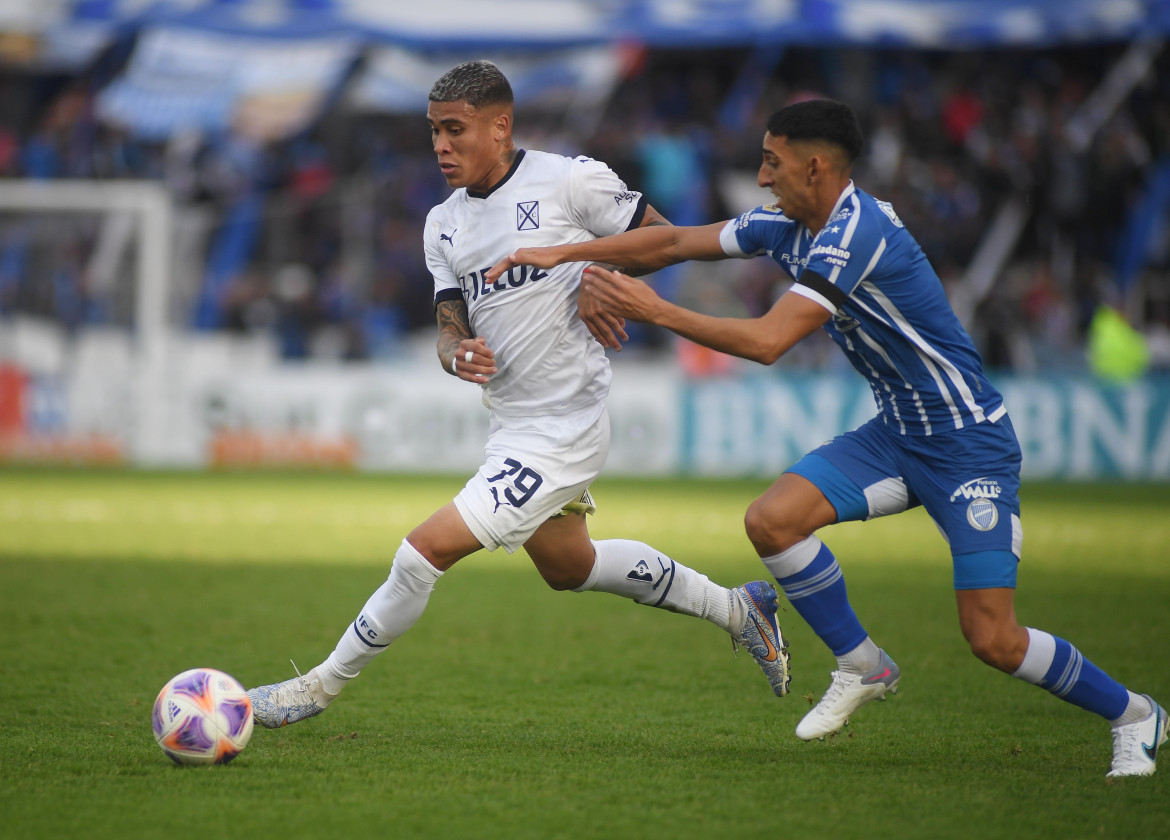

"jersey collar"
[467, 149, 526, 200]
[826, 180, 857, 221]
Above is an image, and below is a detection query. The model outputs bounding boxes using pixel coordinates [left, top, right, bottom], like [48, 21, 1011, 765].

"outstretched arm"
[436, 299, 497, 382]
[571, 204, 675, 350]
[485, 219, 729, 284]
[581, 266, 831, 365]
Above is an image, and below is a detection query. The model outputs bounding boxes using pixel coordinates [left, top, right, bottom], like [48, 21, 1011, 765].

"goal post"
[0, 179, 174, 464]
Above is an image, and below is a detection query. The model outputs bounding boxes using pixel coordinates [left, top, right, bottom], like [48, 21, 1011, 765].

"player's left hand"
[581, 265, 663, 328]
[452, 337, 496, 382]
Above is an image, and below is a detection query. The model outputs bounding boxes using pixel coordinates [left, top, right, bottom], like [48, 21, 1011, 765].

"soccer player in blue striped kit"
[487, 98, 1166, 777]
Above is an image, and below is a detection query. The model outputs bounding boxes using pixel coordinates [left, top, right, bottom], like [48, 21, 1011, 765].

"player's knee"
[744, 499, 803, 555]
[535, 565, 588, 591]
[966, 635, 1004, 669]
[963, 625, 1027, 673]
[543, 577, 579, 592]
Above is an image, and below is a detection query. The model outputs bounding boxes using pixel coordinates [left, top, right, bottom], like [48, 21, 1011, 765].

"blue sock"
[1012, 628, 1129, 720]
[763, 539, 867, 657]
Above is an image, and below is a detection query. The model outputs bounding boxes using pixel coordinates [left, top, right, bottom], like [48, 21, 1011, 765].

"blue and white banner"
[347, 44, 628, 114]
[126, 0, 1170, 46]
[613, 0, 1164, 48]
[9, 0, 1167, 128]
[0, 0, 148, 69]
[5, 1, 1168, 72]
[96, 24, 360, 139]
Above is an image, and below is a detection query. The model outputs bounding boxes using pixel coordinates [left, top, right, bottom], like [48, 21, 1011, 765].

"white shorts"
[454, 404, 609, 553]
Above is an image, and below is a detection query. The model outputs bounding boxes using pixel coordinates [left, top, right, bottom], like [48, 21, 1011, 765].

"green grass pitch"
[1, 469, 1167, 839]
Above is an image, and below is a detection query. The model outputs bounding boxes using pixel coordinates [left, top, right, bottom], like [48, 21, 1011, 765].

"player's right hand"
[580, 265, 666, 336]
[578, 281, 628, 351]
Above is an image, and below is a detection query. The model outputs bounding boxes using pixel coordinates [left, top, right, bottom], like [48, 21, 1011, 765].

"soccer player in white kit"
[246, 61, 790, 729]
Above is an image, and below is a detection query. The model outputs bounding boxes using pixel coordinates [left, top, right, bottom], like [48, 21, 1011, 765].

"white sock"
[760, 535, 823, 578]
[1111, 692, 1154, 727]
[574, 539, 732, 631]
[837, 636, 881, 674]
[1011, 627, 1055, 684]
[319, 539, 443, 693]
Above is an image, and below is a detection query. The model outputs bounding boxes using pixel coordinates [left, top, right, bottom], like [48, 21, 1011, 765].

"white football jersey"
[426, 149, 647, 417]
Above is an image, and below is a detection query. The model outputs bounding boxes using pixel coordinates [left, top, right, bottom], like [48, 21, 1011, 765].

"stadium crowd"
[1, 43, 1167, 373]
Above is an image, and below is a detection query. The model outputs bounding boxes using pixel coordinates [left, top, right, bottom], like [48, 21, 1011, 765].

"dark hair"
[428, 60, 514, 109]
[766, 100, 864, 163]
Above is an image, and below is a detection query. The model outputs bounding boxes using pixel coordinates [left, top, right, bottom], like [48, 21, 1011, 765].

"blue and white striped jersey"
[719, 182, 1005, 436]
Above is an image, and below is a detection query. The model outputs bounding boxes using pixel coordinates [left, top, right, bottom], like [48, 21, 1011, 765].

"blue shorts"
[787, 416, 1023, 590]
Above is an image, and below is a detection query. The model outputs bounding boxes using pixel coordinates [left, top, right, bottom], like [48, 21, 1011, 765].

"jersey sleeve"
[567, 157, 647, 236]
[719, 205, 789, 258]
[425, 209, 462, 307]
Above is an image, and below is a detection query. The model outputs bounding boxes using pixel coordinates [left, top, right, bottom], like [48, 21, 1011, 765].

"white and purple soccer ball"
[152, 668, 253, 766]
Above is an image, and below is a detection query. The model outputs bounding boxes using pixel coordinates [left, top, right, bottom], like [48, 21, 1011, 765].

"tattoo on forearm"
[436, 299, 473, 360]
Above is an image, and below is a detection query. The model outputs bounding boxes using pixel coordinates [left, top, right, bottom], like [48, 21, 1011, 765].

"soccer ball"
[152, 667, 254, 766]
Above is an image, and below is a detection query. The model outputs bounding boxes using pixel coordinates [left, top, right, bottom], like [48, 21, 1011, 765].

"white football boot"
[247, 664, 337, 729]
[796, 649, 900, 740]
[1107, 695, 1167, 777]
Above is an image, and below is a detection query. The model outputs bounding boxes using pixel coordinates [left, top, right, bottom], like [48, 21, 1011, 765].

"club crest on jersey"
[877, 200, 905, 228]
[517, 201, 539, 231]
